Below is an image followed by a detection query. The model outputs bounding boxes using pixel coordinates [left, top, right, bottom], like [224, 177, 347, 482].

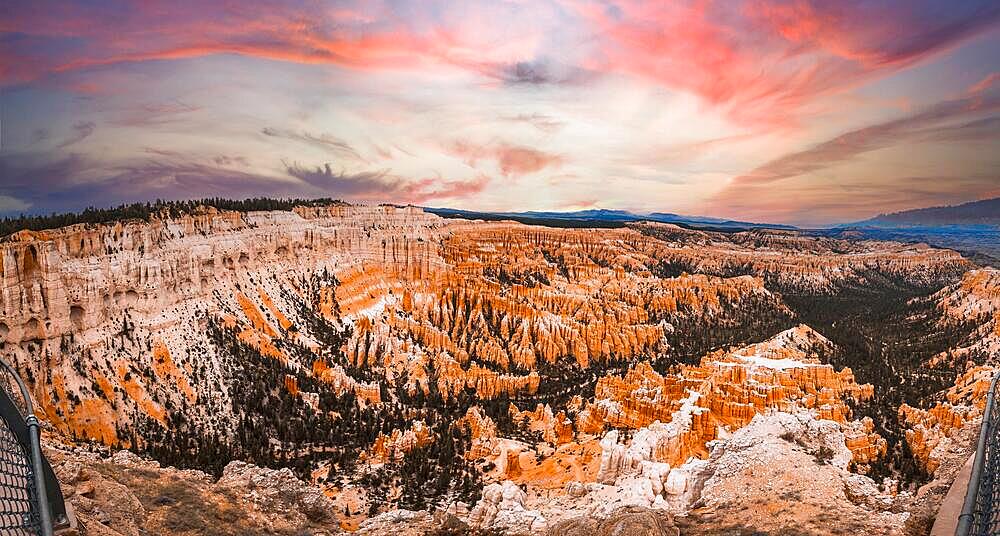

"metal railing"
[957, 371, 1000, 536]
[0, 358, 69, 536]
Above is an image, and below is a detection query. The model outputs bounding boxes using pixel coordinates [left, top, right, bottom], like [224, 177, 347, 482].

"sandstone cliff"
[0, 205, 440, 443]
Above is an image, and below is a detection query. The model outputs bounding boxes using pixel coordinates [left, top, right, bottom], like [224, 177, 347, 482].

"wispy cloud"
[969, 72, 999, 94]
[285, 162, 490, 203]
[55, 121, 95, 149]
[2, 0, 998, 222]
[114, 101, 201, 127]
[0, 152, 296, 213]
[502, 113, 565, 133]
[4, 0, 997, 126]
[0, 149, 494, 214]
[706, 87, 1000, 223]
[29, 129, 50, 146]
[262, 128, 365, 162]
[212, 155, 250, 167]
[721, 90, 999, 187]
[463, 58, 596, 86]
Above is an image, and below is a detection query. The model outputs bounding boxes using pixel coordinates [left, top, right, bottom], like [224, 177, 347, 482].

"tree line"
[0, 197, 347, 238]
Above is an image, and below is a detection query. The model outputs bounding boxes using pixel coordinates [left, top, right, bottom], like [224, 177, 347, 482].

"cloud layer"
[1, 0, 998, 223]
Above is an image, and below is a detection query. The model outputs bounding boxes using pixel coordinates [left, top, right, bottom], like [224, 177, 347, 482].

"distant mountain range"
[429, 197, 1000, 230]
[828, 197, 1000, 265]
[426, 197, 1000, 265]
[854, 197, 1000, 227]
[423, 207, 798, 231]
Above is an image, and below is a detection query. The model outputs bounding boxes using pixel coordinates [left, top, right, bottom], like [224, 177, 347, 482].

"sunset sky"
[1, 0, 998, 225]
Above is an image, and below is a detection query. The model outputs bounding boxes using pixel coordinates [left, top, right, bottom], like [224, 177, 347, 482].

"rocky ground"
[49, 409, 973, 536]
[49, 442, 677, 535]
[49, 445, 342, 536]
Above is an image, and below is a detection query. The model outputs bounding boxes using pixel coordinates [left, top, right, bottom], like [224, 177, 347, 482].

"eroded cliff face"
[0, 205, 989, 535]
[0, 205, 438, 339]
[0, 204, 442, 444]
[899, 366, 992, 474]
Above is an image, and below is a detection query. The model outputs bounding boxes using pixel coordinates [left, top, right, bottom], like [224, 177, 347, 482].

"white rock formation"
[696, 411, 899, 519]
[469, 480, 547, 535]
[218, 461, 336, 522]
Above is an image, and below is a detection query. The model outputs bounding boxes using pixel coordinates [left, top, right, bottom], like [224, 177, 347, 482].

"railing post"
[26, 414, 53, 536]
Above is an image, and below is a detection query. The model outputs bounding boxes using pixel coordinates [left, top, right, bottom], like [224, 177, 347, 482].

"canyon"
[0, 202, 996, 535]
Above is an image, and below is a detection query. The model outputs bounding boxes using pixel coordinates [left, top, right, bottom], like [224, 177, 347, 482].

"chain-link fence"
[0, 408, 40, 535]
[0, 359, 58, 536]
[958, 372, 1000, 536]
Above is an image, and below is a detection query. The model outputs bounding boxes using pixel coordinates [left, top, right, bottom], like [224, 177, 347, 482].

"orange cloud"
[496, 146, 563, 176]
[51, 31, 448, 75]
[1, 3, 466, 87]
[725, 91, 1000, 187]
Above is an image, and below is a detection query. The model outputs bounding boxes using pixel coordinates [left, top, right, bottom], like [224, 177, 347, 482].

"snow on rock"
[582, 409, 894, 522]
[663, 468, 688, 496]
[597, 430, 627, 484]
[735, 354, 808, 371]
[350, 295, 396, 320]
[641, 461, 672, 496]
[591, 420, 711, 514]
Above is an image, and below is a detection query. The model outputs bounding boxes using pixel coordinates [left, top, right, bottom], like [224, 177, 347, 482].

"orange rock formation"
[579, 326, 883, 466]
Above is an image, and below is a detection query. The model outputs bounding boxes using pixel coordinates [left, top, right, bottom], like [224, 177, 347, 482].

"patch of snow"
[351, 295, 396, 319]
[736, 353, 808, 371]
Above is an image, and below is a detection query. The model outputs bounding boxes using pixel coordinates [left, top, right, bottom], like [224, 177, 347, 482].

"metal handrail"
[957, 371, 1000, 536]
[0, 358, 55, 536]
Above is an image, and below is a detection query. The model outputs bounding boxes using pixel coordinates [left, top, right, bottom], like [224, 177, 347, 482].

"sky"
[1, 0, 998, 226]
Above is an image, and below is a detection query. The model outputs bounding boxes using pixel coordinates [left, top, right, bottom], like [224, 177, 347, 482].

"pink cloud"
[1, 1, 550, 88]
[724, 91, 999, 187]
[2, 3, 457, 87]
[401, 174, 492, 203]
[969, 72, 999, 94]
[496, 146, 563, 176]
[450, 142, 563, 177]
[567, 0, 1000, 127]
[5, 0, 996, 130]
